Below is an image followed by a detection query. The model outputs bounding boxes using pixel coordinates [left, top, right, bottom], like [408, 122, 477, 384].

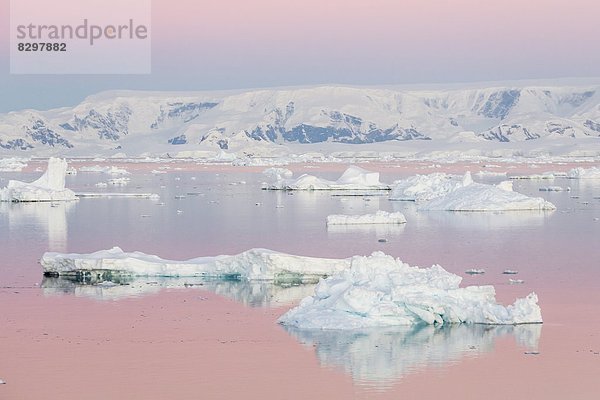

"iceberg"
[265, 166, 390, 191]
[567, 167, 600, 179]
[0, 157, 28, 172]
[389, 173, 465, 201]
[0, 158, 77, 202]
[41, 247, 350, 282]
[278, 252, 542, 329]
[326, 211, 407, 225]
[262, 167, 293, 181]
[418, 173, 556, 211]
[79, 165, 129, 175]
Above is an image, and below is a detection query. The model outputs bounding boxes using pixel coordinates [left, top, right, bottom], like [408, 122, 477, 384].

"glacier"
[0, 158, 77, 202]
[278, 252, 542, 329]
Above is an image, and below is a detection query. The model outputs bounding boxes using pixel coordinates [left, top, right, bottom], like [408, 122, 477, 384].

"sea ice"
[567, 167, 600, 179]
[0, 157, 28, 172]
[79, 165, 129, 175]
[389, 173, 465, 201]
[263, 167, 293, 181]
[418, 173, 556, 211]
[278, 252, 542, 329]
[326, 211, 407, 225]
[0, 158, 77, 202]
[41, 247, 350, 282]
[539, 186, 570, 192]
[265, 166, 390, 190]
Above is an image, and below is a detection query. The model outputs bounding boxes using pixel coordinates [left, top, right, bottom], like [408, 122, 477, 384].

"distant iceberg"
[326, 211, 406, 225]
[0, 157, 28, 172]
[389, 173, 464, 201]
[278, 252, 542, 329]
[41, 247, 350, 282]
[265, 166, 390, 190]
[419, 173, 556, 211]
[390, 172, 555, 211]
[79, 165, 129, 175]
[0, 158, 77, 202]
[567, 167, 600, 179]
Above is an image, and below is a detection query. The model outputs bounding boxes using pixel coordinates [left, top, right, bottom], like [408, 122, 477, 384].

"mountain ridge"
[1, 83, 599, 157]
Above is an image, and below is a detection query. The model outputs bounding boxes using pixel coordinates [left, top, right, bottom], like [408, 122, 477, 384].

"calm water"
[1, 161, 599, 399]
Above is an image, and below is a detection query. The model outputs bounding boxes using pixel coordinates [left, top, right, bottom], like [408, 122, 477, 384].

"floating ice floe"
[567, 167, 600, 179]
[465, 269, 485, 275]
[107, 177, 130, 186]
[0, 158, 77, 202]
[79, 165, 129, 175]
[539, 186, 570, 192]
[265, 166, 390, 191]
[418, 173, 556, 211]
[75, 193, 159, 199]
[41, 247, 350, 282]
[326, 211, 407, 225]
[278, 252, 542, 329]
[509, 172, 566, 180]
[263, 167, 293, 181]
[389, 173, 465, 201]
[475, 171, 507, 178]
[0, 157, 28, 172]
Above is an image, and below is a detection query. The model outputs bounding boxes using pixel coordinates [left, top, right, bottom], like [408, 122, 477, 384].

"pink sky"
[1, 0, 599, 111]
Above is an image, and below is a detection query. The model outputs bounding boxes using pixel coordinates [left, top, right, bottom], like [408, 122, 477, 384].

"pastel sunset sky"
[1, 0, 599, 112]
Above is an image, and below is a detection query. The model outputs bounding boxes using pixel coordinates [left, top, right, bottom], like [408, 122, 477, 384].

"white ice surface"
[79, 165, 130, 175]
[0, 157, 28, 171]
[418, 173, 556, 211]
[262, 167, 293, 181]
[567, 167, 600, 179]
[326, 211, 407, 225]
[265, 166, 390, 190]
[0, 158, 77, 202]
[389, 173, 465, 201]
[278, 252, 542, 329]
[41, 247, 350, 282]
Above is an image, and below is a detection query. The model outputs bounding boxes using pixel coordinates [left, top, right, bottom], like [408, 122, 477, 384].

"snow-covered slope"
[1, 82, 600, 157]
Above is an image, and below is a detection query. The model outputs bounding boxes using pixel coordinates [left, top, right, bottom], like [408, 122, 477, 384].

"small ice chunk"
[465, 269, 486, 275]
[326, 211, 407, 225]
[539, 186, 570, 192]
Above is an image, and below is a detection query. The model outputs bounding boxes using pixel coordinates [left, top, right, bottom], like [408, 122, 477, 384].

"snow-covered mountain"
[1, 83, 600, 157]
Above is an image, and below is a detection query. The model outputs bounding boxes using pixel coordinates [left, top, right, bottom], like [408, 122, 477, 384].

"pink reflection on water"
[1, 160, 599, 399]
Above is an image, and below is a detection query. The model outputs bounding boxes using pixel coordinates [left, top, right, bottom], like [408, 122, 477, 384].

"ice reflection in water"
[285, 323, 542, 389]
[41, 276, 316, 307]
[3, 201, 72, 252]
